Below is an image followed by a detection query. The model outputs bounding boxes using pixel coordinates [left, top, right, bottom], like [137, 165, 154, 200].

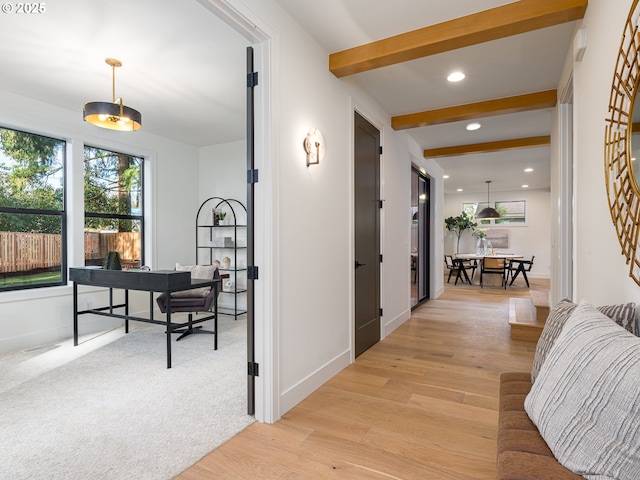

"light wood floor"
[176, 278, 547, 480]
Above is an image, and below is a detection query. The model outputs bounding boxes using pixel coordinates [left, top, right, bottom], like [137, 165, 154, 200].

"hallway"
[177, 279, 548, 479]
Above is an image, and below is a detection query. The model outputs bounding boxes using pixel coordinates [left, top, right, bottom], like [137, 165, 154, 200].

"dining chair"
[411, 254, 417, 284]
[480, 257, 507, 288]
[444, 255, 476, 285]
[508, 255, 535, 287]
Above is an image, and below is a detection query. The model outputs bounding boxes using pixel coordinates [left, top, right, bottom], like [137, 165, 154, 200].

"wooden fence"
[84, 232, 140, 262]
[0, 231, 141, 273]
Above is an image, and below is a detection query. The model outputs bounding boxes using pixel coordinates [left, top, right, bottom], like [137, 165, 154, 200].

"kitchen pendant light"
[476, 180, 501, 220]
[83, 58, 142, 131]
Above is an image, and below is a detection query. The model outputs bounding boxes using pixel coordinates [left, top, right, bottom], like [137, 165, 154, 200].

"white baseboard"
[279, 349, 350, 417]
[0, 307, 156, 354]
[384, 308, 411, 337]
[0, 316, 124, 354]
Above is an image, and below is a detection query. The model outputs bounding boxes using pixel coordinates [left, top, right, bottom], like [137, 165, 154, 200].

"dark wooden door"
[354, 112, 380, 357]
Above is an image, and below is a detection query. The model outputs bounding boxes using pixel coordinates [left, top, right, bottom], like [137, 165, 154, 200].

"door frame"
[197, 0, 276, 423]
[350, 103, 385, 362]
[411, 166, 431, 308]
[556, 75, 574, 304]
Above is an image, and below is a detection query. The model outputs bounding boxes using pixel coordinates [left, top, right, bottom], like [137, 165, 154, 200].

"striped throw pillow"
[531, 299, 636, 383]
[525, 301, 640, 479]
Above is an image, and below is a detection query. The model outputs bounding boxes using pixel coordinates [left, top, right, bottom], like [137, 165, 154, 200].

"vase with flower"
[472, 228, 488, 255]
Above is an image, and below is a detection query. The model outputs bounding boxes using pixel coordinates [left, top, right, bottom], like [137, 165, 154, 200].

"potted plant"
[212, 209, 227, 225]
[445, 212, 477, 255]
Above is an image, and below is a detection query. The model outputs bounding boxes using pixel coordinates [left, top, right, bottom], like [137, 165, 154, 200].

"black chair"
[444, 255, 477, 285]
[480, 257, 507, 288]
[411, 254, 417, 284]
[156, 268, 220, 342]
[508, 255, 535, 287]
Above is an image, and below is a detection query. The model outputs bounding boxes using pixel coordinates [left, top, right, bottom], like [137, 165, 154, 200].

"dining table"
[454, 253, 524, 286]
[455, 253, 524, 261]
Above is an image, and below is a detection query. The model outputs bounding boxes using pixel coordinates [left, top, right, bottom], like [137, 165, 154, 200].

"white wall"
[444, 189, 551, 278]
[569, 0, 639, 304]
[0, 90, 199, 353]
[198, 140, 246, 206]
[198, 140, 247, 312]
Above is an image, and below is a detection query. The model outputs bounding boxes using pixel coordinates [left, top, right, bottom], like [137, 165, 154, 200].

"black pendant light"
[83, 58, 142, 132]
[476, 180, 501, 220]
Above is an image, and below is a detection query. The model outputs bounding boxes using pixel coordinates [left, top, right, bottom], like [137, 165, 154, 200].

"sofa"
[496, 300, 639, 480]
[498, 372, 582, 479]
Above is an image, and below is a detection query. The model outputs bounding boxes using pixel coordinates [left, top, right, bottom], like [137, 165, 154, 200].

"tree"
[84, 146, 141, 232]
[445, 211, 477, 254]
[0, 128, 64, 233]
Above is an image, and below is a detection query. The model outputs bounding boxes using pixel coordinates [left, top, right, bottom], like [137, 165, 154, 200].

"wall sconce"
[304, 128, 325, 166]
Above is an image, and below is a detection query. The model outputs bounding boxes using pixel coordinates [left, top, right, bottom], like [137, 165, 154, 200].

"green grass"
[0, 271, 62, 288]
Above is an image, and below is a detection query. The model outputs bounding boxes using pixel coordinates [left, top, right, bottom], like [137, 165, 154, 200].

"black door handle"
[355, 261, 367, 268]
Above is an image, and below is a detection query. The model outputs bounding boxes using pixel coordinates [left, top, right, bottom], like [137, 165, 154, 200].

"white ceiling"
[0, 0, 578, 195]
[0, 0, 251, 148]
[274, 0, 576, 195]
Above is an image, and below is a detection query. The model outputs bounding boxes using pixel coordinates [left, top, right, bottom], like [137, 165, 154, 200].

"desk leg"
[125, 289, 129, 333]
[214, 288, 218, 351]
[73, 282, 78, 346]
[166, 295, 172, 369]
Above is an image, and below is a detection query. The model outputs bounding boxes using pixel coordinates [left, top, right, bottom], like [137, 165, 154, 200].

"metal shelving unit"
[196, 197, 247, 319]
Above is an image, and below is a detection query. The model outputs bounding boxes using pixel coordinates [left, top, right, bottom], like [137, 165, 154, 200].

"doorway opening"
[411, 167, 430, 307]
[557, 79, 574, 303]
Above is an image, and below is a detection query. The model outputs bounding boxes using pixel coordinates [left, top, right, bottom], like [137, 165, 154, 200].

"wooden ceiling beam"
[423, 136, 550, 158]
[392, 90, 557, 130]
[329, 0, 587, 78]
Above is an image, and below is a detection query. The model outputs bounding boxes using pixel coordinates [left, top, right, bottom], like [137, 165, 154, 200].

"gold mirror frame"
[605, 0, 640, 284]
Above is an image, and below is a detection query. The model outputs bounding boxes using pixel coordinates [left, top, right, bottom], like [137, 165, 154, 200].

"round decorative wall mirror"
[605, 0, 640, 284]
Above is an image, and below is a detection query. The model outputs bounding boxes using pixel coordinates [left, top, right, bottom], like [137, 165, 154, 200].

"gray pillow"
[531, 299, 636, 383]
[525, 301, 640, 479]
[171, 263, 216, 298]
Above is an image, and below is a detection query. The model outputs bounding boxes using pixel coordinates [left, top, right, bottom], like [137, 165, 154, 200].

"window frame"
[0, 126, 67, 292]
[83, 145, 145, 269]
[463, 200, 527, 226]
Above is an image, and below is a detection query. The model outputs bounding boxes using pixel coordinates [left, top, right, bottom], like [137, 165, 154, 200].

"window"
[463, 200, 527, 225]
[462, 202, 481, 220]
[0, 127, 66, 291]
[494, 201, 526, 224]
[84, 146, 144, 269]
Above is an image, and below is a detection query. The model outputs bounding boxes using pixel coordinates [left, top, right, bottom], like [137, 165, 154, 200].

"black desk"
[70, 267, 219, 368]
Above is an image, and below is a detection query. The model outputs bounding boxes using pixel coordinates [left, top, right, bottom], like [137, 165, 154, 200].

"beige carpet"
[0, 316, 253, 480]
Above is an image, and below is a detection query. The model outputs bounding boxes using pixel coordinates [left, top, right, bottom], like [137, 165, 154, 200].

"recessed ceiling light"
[466, 122, 481, 131]
[443, 174, 450, 179]
[522, 184, 529, 188]
[524, 168, 534, 172]
[457, 188, 463, 192]
[447, 71, 465, 82]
